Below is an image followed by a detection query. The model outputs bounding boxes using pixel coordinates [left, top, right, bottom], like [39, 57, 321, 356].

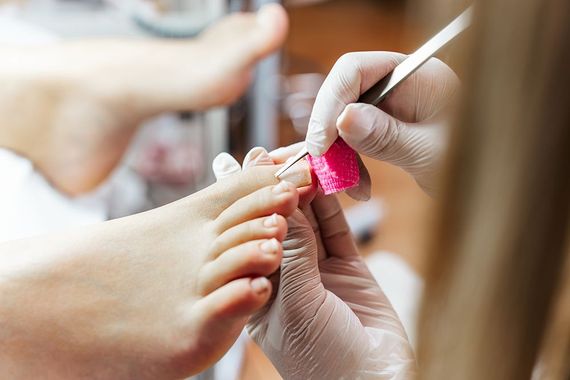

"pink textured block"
[307, 138, 360, 195]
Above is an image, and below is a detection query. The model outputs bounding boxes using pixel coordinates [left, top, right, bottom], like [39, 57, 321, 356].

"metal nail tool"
[274, 5, 473, 179]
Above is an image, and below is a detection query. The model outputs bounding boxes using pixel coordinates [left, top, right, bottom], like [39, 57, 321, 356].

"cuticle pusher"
[274, 5, 473, 179]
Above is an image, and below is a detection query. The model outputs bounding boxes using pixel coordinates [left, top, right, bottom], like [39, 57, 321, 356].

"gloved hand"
[306, 51, 459, 196]
[213, 147, 417, 380]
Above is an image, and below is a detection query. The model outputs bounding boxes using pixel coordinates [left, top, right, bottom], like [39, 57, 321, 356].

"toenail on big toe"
[251, 277, 270, 295]
[279, 160, 312, 187]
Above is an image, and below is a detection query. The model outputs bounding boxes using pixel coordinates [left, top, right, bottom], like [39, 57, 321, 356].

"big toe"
[200, 4, 289, 66]
[200, 161, 311, 220]
[252, 3, 289, 56]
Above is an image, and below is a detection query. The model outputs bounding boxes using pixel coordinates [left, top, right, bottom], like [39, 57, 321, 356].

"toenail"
[272, 181, 291, 194]
[279, 160, 312, 187]
[251, 277, 270, 295]
[263, 213, 279, 228]
[260, 238, 279, 255]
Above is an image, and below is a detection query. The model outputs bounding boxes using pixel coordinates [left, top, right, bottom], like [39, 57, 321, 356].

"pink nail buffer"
[307, 138, 360, 195]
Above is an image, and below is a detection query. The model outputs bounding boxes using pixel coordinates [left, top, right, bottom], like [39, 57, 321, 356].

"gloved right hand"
[249, 190, 417, 380]
[218, 148, 417, 380]
[306, 51, 459, 196]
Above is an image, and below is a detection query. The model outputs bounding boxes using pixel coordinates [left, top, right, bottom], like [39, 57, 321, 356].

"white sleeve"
[0, 149, 108, 242]
[0, 5, 60, 46]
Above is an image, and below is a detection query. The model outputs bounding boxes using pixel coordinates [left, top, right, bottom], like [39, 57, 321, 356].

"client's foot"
[0, 164, 310, 379]
[0, 4, 288, 195]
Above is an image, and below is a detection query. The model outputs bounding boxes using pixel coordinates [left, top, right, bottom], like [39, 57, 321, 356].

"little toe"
[209, 213, 287, 259]
[194, 277, 272, 331]
[199, 239, 282, 295]
[214, 181, 299, 233]
[187, 277, 272, 373]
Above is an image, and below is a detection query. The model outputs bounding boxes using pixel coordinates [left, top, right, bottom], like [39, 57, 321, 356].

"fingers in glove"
[243, 147, 274, 168]
[345, 154, 371, 201]
[381, 57, 460, 121]
[213, 152, 242, 181]
[337, 103, 427, 165]
[310, 192, 358, 258]
[306, 51, 406, 157]
[300, 202, 327, 261]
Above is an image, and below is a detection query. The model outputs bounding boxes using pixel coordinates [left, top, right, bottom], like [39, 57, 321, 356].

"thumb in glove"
[338, 103, 445, 196]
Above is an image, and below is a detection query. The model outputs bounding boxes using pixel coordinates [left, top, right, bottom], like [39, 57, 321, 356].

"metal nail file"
[274, 5, 473, 179]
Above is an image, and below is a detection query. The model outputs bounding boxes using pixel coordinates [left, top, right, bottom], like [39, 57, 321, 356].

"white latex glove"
[306, 51, 459, 195]
[213, 148, 417, 380]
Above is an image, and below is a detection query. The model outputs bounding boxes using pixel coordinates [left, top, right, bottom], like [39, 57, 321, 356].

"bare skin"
[0, 4, 288, 195]
[0, 6, 295, 377]
[0, 163, 311, 379]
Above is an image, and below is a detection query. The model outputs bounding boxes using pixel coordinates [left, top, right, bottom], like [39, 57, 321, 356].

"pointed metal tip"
[274, 148, 309, 178]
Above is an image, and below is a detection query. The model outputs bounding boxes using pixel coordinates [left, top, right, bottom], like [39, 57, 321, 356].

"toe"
[197, 277, 271, 320]
[199, 239, 282, 295]
[214, 181, 299, 233]
[200, 4, 288, 68]
[186, 277, 271, 374]
[209, 213, 287, 259]
[198, 163, 311, 219]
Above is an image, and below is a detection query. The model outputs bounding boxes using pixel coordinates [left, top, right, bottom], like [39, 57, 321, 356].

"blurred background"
[0, 0, 436, 378]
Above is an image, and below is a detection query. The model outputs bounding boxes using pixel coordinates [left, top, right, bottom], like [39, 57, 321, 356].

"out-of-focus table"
[240, 1, 433, 378]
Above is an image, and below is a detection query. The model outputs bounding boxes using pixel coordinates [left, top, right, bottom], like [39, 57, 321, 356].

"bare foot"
[0, 164, 310, 379]
[0, 4, 288, 195]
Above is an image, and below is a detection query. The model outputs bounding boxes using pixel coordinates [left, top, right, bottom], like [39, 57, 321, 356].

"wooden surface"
[240, 1, 433, 378]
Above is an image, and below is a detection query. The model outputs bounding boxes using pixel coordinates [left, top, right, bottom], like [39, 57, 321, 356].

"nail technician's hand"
[249, 191, 417, 379]
[306, 51, 459, 196]
[215, 148, 416, 379]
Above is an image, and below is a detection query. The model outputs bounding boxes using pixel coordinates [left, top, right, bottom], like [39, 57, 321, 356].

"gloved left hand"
[213, 147, 417, 380]
[305, 52, 459, 196]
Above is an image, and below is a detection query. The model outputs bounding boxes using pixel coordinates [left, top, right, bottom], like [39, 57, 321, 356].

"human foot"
[137, 3, 289, 113]
[0, 164, 310, 379]
[0, 4, 288, 195]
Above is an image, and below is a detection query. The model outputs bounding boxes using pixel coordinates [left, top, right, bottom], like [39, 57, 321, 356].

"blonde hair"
[417, 0, 570, 378]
